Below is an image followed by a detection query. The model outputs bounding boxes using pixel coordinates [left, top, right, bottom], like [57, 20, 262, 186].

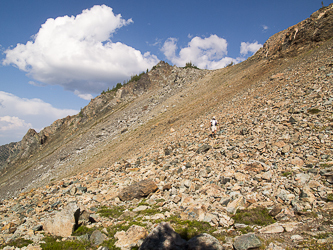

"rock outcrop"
[255, 4, 333, 59]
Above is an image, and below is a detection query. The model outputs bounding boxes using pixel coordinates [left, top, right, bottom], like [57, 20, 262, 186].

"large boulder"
[43, 202, 81, 237]
[186, 233, 224, 250]
[118, 179, 158, 201]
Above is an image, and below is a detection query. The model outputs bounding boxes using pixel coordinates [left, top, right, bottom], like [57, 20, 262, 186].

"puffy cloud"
[2, 5, 159, 99]
[240, 41, 263, 56]
[0, 116, 32, 145]
[74, 90, 93, 101]
[161, 35, 236, 69]
[0, 116, 32, 132]
[0, 91, 78, 145]
[161, 35, 263, 69]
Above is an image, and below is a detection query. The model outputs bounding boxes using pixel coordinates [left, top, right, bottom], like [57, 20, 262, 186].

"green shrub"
[78, 108, 84, 117]
[101, 83, 123, 95]
[226, 61, 234, 67]
[183, 62, 199, 70]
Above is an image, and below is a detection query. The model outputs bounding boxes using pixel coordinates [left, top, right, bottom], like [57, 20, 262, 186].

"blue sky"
[0, 0, 331, 145]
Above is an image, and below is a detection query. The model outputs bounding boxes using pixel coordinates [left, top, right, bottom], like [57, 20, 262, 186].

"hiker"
[210, 116, 218, 137]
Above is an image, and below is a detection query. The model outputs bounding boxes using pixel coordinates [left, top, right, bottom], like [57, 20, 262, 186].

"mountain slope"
[0, 4, 332, 200]
[0, 4, 332, 250]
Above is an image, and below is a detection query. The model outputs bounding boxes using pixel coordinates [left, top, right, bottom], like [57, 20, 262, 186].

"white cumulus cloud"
[0, 91, 78, 145]
[2, 5, 159, 99]
[240, 41, 263, 56]
[161, 36, 263, 69]
[161, 35, 232, 69]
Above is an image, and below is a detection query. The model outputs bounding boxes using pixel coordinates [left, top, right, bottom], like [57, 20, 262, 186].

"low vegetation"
[166, 215, 217, 240]
[40, 235, 91, 250]
[101, 71, 146, 95]
[183, 62, 200, 70]
[6, 238, 33, 248]
[97, 205, 126, 218]
[233, 206, 275, 226]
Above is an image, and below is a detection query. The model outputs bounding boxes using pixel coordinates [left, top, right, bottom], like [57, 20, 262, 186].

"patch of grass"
[97, 206, 126, 219]
[7, 238, 33, 248]
[320, 163, 333, 168]
[40, 235, 91, 250]
[233, 207, 275, 226]
[72, 225, 97, 236]
[239, 226, 254, 234]
[164, 215, 216, 240]
[297, 238, 333, 250]
[137, 199, 150, 206]
[137, 208, 161, 216]
[282, 171, 292, 177]
[314, 232, 332, 239]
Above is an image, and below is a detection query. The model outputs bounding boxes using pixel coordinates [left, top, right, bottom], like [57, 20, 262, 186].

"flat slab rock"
[233, 234, 262, 250]
[118, 179, 158, 201]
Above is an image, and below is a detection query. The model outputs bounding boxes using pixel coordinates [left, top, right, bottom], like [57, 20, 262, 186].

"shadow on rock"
[139, 222, 224, 250]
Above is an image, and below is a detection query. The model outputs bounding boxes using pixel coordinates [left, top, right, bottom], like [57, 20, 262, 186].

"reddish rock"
[118, 179, 158, 201]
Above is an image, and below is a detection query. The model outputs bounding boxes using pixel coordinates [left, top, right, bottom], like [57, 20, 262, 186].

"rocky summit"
[0, 4, 333, 250]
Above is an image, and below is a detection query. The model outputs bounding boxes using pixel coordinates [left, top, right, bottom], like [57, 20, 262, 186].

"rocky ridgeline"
[255, 4, 333, 60]
[0, 4, 333, 250]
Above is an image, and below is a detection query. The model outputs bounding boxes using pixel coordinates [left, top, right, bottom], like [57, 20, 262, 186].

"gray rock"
[90, 230, 108, 246]
[197, 144, 212, 154]
[233, 234, 261, 250]
[187, 233, 224, 250]
[77, 233, 90, 242]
